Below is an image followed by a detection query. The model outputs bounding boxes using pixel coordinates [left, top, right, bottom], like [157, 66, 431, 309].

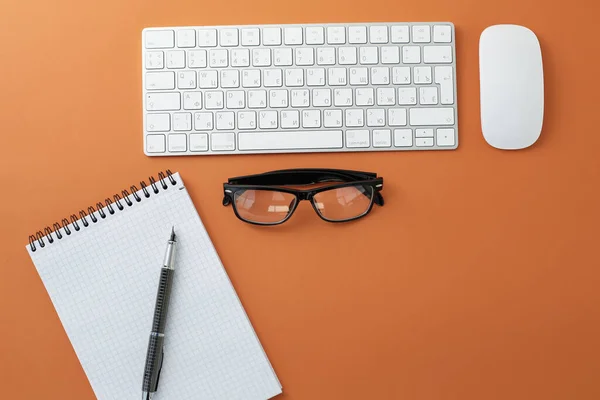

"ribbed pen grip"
[152, 267, 174, 333]
[142, 333, 165, 392]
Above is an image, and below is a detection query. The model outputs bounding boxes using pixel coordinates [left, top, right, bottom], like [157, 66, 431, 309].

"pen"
[142, 227, 177, 400]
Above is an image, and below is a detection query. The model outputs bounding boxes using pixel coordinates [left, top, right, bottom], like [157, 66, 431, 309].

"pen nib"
[169, 226, 176, 242]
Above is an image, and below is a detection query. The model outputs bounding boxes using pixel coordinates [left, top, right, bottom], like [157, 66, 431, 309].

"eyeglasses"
[222, 168, 384, 225]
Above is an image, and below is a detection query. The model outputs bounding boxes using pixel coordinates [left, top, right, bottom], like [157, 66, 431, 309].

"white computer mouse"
[479, 25, 544, 150]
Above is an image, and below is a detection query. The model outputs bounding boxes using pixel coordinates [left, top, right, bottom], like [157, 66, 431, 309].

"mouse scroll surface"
[479, 25, 544, 150]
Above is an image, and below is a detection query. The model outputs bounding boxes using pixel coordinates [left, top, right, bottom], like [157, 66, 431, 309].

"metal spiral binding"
[28, 170, 176, 252]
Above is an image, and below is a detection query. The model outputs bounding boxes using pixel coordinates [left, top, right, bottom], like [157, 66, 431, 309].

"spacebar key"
[239, 130, 343, 151]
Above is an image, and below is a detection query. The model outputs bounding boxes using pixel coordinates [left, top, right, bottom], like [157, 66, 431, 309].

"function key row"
[144, 25, 453, 49]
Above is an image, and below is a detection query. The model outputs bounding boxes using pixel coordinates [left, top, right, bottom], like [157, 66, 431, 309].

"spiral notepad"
[26, 171, 282, 400]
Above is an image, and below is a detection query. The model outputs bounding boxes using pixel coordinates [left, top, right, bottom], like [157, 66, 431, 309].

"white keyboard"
[142, 22, 458, 156]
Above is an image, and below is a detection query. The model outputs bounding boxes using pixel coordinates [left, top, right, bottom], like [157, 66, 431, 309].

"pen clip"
[155, 347, 164, 389]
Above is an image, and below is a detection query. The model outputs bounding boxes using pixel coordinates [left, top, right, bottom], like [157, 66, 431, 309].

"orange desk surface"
[1, 0, 600, 399]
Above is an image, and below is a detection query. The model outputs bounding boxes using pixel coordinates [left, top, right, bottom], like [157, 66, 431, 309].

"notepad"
[26, 171, 282, 399]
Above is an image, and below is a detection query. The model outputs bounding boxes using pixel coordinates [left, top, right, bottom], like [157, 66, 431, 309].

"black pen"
[142, 227, 177, 400]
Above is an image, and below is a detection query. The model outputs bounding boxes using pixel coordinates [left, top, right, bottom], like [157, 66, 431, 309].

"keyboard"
[142, 22, 458, 156]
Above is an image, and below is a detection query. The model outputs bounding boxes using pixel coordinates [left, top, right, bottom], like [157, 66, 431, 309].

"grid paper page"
[27, 173, 281, 400]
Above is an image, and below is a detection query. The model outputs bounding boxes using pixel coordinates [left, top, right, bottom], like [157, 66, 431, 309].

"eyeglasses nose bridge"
[296, 191, 313, 201]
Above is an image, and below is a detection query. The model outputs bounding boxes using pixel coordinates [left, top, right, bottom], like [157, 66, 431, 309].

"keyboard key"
[205, 91, 224, 109]
[380, 46, 400, 64]
[242, 70, 261, 88]
[284, 27, 303, 45]
[146, 72, 175, 90]
[392, 67, 411, 84]
[146, 113, 170, 132]
[433, 25, 452, 43]
[216, 111, 235, 130]
[146, 134, 166, 152]
[306, 68, 326, 86]
[436, 128, 456, 146]
[252, 49, 271, 66]
[211, 132, 236, 151]
[263, 27, 282, 45]
[388, 108, 407, 126]
[328, 68, 347, 86]
[177, 71, 197, 89]
[241, 28, 260, 46]
[238, 111, 257, 129]
[398, 88, 417, 105]
[220, 70, 239, 88]
[269, 90, 288, 108]
[302, 110, 321, 128]
[177, 29, 196, 47]
[369, 26, 388, 43]
[416, 137, 434, 147]
[412, 25, 431, 43]
[423, 46, 453, 63]
[391, 25, 409, 43]
[394, 129, 413, 147]
[286, 69, 304, 87]
[146, 93, 180, 111]
[306, 27, 325, 45]
[349, 67, 368, 85]
[414, 66, 432, 84]
[338, 47, 357, 65]
[183, 91, 202, 110]
[208, 49, 228, 67]
[145, 30, 174, 49]
[346, 130, 370, 148]
[327, 26, 346, 44]
[409, 108, 455, 125]
[248, 90, 267, 108]
[334, 88, 352, 106]
[168, 134, 187, 152]
[345, 109, 364, 127]
[274, 48, 293, 66]
[226, 90, 245, 109]
[324, 110, 342, 127]
[313, 89, 331, 106]
[377, 88, 395, 105]
[197, 29, 217, 47]
[264, 69, 283, 87]
[359, 47, 378, 64]
[295, 48, 314, 66]
[372, 129, 391, 147]
[317, 48, 336, 65]
[194, 112, 213, 130]
[419, 87, 438, 105]
[145, 51, 164, 69]
[190, 133, 208, 151]
[367, 109, 385, 127]
[281, 110, 300, 128]
[348, 26, 367, 44]
[219, 28, 239, 46]
[187, 50, 207, 68]
[166, 51, 185, 68]
[238, 130, 343, 150]
[356, 88, 374, 106]
[371, 67, 389, 85]
[415, 128, 434, 137]
[173, 112, 192, 131]
[402, 46, 421, 63]
[291, 89, 310, 107]
[198, 70, 218, 88]
[435, 66, 454, 104]
[231, 49, 250, 67]
[259, 111, 278, 129]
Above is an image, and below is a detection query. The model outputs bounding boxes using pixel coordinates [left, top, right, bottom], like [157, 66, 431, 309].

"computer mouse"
[479, 25, 544, 150]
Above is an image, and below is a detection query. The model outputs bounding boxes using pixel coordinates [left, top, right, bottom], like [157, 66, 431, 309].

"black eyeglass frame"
[222, 168, 384, 225]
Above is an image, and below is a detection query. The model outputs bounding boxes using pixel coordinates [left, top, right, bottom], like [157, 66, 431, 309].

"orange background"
[1, 0, 600, 399]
